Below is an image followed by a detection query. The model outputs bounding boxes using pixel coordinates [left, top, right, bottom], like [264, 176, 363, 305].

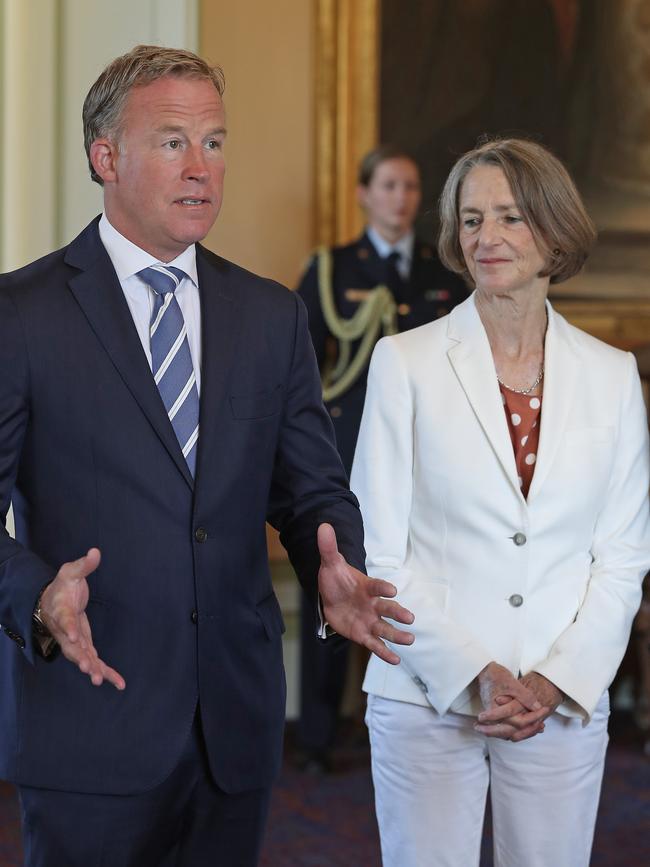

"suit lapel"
[65, 221, 194, 490]
[527, 303, 580, 501]
[446, 295, 523, 498]
[193, 246, 241, 481]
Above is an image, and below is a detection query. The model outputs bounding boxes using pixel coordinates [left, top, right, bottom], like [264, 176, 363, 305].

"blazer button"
[191, 610, 199, 624]
[512, 532, 527, 546]
[509, 594, 524, 608]
[330, 406, 342, 418]
[194, 527, 208, 543]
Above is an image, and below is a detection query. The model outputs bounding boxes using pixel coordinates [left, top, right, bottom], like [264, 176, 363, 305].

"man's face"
[95, 75, 226, 262]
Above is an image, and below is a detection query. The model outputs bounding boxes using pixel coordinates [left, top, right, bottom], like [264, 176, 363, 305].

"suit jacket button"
[194, 527, 208, 543]
[509, 594, 524, 608]
[330, 406, 342, 418]
[191, 610, 199, 624]
[512, 532, 527, 546]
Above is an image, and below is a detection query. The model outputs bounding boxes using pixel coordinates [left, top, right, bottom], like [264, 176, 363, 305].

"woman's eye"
[462, 218, 480, 228]
[504, 215, 523, 224]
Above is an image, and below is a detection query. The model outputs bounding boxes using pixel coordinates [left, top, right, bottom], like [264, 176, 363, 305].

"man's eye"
[206, 139, 222, 150]
[166, 140, 181, 150]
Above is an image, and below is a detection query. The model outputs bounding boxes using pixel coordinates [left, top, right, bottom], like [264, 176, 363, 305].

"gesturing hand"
[474, 661, 546, 741]
[39, 548, 126, 690]
[317, 523, 415, 665]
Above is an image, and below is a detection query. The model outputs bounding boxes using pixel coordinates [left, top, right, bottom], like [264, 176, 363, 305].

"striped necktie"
[139, 265, 200, 477]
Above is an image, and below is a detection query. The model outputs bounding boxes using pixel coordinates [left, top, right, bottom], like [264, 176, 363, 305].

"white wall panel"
[0, 0, 58, 270]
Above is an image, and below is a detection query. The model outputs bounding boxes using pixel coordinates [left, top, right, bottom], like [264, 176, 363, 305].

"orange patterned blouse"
[500, 385, 542, 498]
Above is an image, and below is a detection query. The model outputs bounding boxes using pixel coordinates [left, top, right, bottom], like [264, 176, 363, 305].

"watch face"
[32, 610, 51, 637]
[31, 618, 59, 658]
[32, 616, 48, 636]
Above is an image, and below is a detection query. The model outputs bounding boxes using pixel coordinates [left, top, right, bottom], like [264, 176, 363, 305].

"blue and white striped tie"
[139, 265, 200, 477]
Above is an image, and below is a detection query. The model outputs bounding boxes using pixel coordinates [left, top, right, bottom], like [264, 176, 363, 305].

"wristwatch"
[32, 587, 59, 659]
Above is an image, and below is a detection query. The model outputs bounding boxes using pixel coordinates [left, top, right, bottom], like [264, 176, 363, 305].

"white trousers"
[366, 692, 609, 867]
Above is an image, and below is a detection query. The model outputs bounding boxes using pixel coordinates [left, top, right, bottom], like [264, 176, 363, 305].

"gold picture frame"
[315, 0, 379, 247]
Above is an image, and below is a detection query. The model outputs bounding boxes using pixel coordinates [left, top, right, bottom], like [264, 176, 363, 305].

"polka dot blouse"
[499, 385, 542, 498]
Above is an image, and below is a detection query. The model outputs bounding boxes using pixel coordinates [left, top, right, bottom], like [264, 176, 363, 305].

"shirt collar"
[366, 226, 415, 265]
[98, 213, 198, 286]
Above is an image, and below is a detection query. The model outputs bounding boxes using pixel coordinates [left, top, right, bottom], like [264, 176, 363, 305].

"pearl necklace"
[496, 364, 544, 395]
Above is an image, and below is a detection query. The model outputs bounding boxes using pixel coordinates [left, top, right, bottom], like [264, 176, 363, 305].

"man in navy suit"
[0, 45, 413, 867]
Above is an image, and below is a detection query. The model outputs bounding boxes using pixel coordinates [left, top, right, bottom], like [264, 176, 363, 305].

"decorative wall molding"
[0, 0, 199, 272]
[315, 0, 379, 246]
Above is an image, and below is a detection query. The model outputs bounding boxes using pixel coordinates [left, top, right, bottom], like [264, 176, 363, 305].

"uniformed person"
[296, 144, 467, 770]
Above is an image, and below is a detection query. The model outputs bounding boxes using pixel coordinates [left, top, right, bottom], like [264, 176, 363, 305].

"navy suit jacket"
[0, 218, 365, 795]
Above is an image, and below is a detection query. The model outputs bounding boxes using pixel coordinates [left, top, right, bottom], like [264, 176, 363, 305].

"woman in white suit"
[351, 138, 650, 867]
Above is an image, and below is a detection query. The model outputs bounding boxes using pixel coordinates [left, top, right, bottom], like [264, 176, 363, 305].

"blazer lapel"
[193, 246, 242, 482]
[527, 303, 580, 501]
[446, 295, 523, 498]
[65, 221, 194, 490]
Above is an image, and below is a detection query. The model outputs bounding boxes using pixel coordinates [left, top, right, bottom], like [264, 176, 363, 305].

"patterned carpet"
[2, 716, 649, 866]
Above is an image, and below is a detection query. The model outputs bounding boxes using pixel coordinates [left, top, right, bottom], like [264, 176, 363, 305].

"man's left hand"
[317, 523, 415, 665]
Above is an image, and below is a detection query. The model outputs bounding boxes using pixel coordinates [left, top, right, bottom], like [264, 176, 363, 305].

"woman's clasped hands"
[475, 662, 564, 742]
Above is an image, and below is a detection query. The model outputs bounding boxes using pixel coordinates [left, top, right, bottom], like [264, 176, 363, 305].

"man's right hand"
[39, 548, 126, 690]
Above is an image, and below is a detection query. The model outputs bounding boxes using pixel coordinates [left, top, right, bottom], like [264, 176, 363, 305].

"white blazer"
[353, 293, 650, 722]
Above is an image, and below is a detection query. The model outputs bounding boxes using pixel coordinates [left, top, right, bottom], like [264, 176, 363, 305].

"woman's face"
[357, 158, 421, 240]
[458, 164, 548, 298]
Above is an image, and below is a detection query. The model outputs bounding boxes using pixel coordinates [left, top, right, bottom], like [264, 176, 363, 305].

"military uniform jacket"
[297, 232, 467, 473]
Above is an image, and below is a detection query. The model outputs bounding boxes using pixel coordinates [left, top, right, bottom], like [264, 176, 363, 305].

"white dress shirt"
[98, 214, 202, 393]
[366, 226, 414, 280]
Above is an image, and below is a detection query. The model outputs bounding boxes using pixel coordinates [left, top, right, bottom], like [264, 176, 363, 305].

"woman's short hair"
[83, 44, 225, 185]
[437, 138, 597, 285]
[358, 144, 420, 187]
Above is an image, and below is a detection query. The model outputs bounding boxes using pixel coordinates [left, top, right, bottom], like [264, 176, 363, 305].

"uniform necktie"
[385, 250, 405, 295]
[138, 265, 200, 477]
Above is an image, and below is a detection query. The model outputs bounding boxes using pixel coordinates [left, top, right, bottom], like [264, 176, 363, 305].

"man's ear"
[90, 138, 119, 184]
[356, 183, 368, 211]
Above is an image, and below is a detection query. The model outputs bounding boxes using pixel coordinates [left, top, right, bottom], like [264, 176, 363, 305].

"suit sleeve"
[0, 291, 58, 664]
[351, 337, 493, 715]
[266, 291, 365, 603]
[534, 352, 650, 720]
